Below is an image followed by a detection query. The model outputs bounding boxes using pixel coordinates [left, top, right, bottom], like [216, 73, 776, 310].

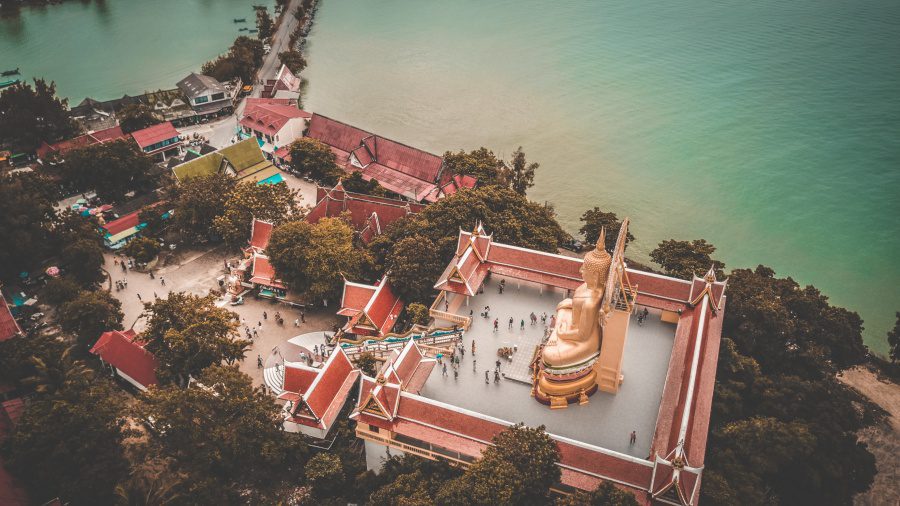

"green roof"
[172, 152, 225, 180]
[219, 138, 267, 172]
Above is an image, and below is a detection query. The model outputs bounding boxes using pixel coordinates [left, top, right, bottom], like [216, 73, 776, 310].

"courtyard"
[420, 274, 676, 458]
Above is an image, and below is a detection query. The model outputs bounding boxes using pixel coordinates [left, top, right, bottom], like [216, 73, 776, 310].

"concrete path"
[253, 0, 303, 97]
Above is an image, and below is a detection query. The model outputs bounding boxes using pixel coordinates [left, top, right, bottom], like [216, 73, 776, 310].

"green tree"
[22, 344, 95, 396]
[58, 290, 124, 347]
[342, 170, 386, 196]
[578, 207, 634, 251]
[406, 302, 430, 326]
[202, 36, 265, 83]
[305, 453, 345, 500]
[278, 50, 307, 74]
[267, 217, 371, 302]
[141, 293, 249, 387]
[138, 205, 167, 236]
[60, 237, 106, 287]
[60, 139, 157, 202]
[123, 236, 161, 264]
[42, 276, 82, 306]
[255, 7, 275, 40]
[289, 137, 343, 184]
[554, 481, 639, 506]
[140, 365, 310, 504]
[171, 173, 236, 243]
[0, 78, 79, 152]
[113, 457, 187, 506]
[6, 378, 129, 505]
[888, 312, 900, 362]
[436, 424, 560, 506]
[354, 351, 378, 376]
[386, 236, 443, 304]
[118, 103, 161, 134]
[213, 180, 299, 247]
[506, 146, 539, 196]
[649, 238, 725, 280]
[442, 147, 505, 187]
[0, 172, 58, 279]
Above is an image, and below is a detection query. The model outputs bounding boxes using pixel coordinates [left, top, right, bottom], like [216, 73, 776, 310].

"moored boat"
[1, 68, 20, 77]
[0, 79, 20, 89]
[233, 18, 246, 23]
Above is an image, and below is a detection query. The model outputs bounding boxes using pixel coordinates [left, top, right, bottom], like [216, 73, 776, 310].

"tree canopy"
[118, 103, 160, 134]
[442, 147, 506, 187]
[0, 78, 79, 152]
[507, 146, 539, 196]
[278, 50, 307, 74]
[60, 237, 106, 287]
[385, 235, 444, 304]
[0, 172, 58, 279]
[288, 137, 343, 184]
[212, 180, 300, 247]
[140, 365, 310, 503]
[255, 7, 275, 40]
[888, 312, 900, 362]
[578, 207, 634, 251]
[649, 238, 725, 280]
[267, 217, 371, 302]
[122, 236, 161, 263]
[60, 139, 158, 202]
[201, 36, 265, 84]
[554, 482, 639, 506]
[341, 170, 386, 196]
[141, 292, 248, 387]
[171, 173, 236, 243]
[58, 289, 124, 347]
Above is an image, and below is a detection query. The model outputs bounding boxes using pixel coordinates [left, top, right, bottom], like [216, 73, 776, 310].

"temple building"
[227, 218, 287, 300]
[346, 221, 726, 505]
[304, 114, 476, 202]
[278, 348, 360, 439]
[336, 275, 405, 340]
[90, 329, 159, 391]
[306, 181, 425, 243]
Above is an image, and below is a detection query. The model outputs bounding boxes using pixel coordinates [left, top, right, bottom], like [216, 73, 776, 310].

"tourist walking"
[263, 311, 268, 320]
[443, 363, 448, 377]
[471, 339, 476, 355]
[493, 319, 499, 331]
[300, 311, 305, 323]
[520, 319, 525, 330]
[257, 355, 263, 369]
[630, 431, 637, 445]
[160, 276, 165, 286]
[149, 271, 155, 279]
[494, 370, 500, 383]
[485, 370, 489, 383]
[495, 359, 501, 371]
[136, 293, 142, 301]
[508, 317, 513, 329]
[454, 369, 458, 380]
[153, 291, 158, 299]
[473, 359, 477, 371]
[294, 318, 300, 327]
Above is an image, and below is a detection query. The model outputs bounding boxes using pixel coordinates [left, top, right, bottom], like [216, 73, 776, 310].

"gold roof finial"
[597, 227, 607, 251]
[703, 265, 717, 284]
[583, 227, 612, 286]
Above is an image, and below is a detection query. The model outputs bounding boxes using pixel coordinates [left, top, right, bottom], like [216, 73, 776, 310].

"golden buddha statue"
[534, 229, 612, 407]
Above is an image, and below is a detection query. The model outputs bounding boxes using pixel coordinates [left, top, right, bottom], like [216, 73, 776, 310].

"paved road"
[253, 0, 303, 97]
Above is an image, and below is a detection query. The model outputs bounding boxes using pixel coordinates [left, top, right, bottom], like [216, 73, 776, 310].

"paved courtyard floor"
[420, 275, 676, 458]
[104, 248, 339, 389]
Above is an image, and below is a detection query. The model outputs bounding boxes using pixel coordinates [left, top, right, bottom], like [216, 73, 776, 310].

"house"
[99, 201, 170, 249]
[306, 114, 475, 202]
[141, 89, 195, 124]
[239, 98, 310, 163]
[262, 64, 301, 101]
[90, 329, 159, 391]
[278, 348, 361, 439]
[0, 293, 22, 342]
[337, 274, 404, 340]
[176, 73, 240, 118]
[344, 220, 727, 504]
[130, 121, 182, 160]
[306, 181, 425, 243]
[36, 125, 128, 161]
[226, 218, 286, 300]
[171, 138, 282, 185]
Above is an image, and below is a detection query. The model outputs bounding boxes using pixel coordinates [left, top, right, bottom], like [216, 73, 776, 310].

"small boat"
[238, 27, 248, 31]
[0, 79, 20, 89]
[233, 18, 246, 23]
[249, 29, 258, 33]
[1, 68, 19, 77]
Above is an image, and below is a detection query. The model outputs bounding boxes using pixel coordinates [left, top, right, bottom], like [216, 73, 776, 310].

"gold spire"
[583, 227, 612, 286]
[703, 265, 717, 284]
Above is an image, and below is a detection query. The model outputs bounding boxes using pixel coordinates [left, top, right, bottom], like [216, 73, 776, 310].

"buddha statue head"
[581, 228, 612, 290]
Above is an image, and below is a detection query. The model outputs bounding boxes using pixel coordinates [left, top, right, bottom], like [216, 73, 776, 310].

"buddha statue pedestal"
[533, 360, 599, 409]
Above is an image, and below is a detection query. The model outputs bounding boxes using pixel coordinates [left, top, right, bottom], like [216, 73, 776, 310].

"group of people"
[491, 311, 556, 334]
[636, 307, 650, 325]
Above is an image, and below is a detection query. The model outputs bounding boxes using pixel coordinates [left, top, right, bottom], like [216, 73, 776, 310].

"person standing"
[263, 311, 268, 320]
[160, 276, 165, 286]
[257, 355, 263, 369]
[443, 363, 448, 377]
[629, 431, 637, 445]
[471, 340, 476, 355]
[149, 271, 155, 279]
[454, 369, 458, 380]
[136, 293, 142, 301]
[520, 319, 525, 330]
[508, 317, 513, 329]
[484, 370, 489, 384]
[493, 319, 499, 332]
[300, 311, 305, 323]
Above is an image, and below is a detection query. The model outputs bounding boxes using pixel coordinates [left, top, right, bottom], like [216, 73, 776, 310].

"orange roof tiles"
[89, 330, 158, 389]
[131, 122, 179, 149]
[0, 295, 22, 342]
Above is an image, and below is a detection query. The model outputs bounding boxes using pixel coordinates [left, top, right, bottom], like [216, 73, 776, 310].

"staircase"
[263, 365, 285, 396]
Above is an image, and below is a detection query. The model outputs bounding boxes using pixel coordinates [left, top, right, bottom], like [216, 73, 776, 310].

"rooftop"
[422, 275, 675, 458]
[131, 121, 179, 149]
[176, 73, 227, 100]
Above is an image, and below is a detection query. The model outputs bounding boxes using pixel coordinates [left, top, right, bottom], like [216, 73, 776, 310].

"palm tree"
[23, 345, 94, 395]
[114, 459, 185, 506]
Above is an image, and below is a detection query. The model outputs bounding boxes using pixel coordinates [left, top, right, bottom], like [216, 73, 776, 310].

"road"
[253, 0, 303, 97]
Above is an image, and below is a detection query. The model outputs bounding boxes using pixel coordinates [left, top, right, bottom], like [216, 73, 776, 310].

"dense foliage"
[289, 137, 343, 184]
[171, 173, 236, 242]
[649, 238, 726, 280]
[0, 78, 79, 152]
[888, 312, 900, 362]
[267, 217, 372, 302]
[341, 170, 386, 196]
[202, 36, 265, 84]
[255, 7, 275, 40]
[578, 207, 634, 250]
[0, 172, 59, 279]
[60, 140, 158, 202]
[122, 236, 161, 263]
[278, 50, 308, 74]
[141, 292, 249, 387]
[212, 180, 300, 247]
[118, 103, 160, 133]
[58, 289, 124, 347]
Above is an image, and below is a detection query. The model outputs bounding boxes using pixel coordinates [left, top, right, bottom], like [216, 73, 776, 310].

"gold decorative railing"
[429, 292, 472, 329]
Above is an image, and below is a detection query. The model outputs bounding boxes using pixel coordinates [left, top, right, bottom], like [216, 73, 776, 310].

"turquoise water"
[1, 0, 898, 353]
[300, 0, 900, 354]
[0, 0, 272, 103]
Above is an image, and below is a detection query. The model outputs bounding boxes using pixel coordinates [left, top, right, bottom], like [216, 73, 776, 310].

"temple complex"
[343, 222, 726, 505]
[306, 182, 425, 243]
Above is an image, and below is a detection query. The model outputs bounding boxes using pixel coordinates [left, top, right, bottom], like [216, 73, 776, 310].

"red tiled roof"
[248, 219, 273, 251]
[283, 365, 319, 394]
[340, 283, 377, 314]
[36, 126, 127, 160]
[307, 183, 424, 242]
[250, 255, 286, 290]
[131, 122, 179, 149]
[102, 210, 141, 236]
[306, 114, 444, 200]
[365, 277, 404, 335]
[89, 330, 158, 389]
[0, 295, 22, 342]
[393, 341, 424, 384]
[240, 98, 310, 136]
[305, 349, 354, 419]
